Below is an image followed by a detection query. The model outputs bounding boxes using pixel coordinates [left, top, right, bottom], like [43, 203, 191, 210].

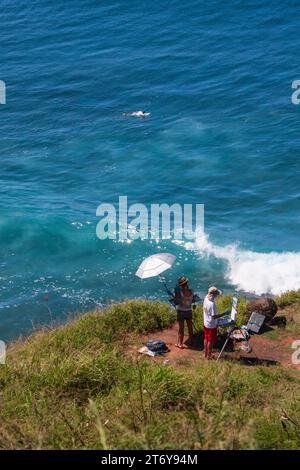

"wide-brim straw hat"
[178, 276, 189, 286]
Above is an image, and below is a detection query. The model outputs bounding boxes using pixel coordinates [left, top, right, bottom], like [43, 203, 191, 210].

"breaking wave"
[194, 231, 300, 296]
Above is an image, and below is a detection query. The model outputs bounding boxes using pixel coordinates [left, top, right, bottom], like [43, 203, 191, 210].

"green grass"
[276, 289, 300, 308]
[263, 329, 281, 341]
[0, 298, 299, 450]
[275, 289, 300, 335]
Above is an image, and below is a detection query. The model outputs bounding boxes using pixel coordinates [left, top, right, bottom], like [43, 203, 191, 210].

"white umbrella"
[135, 253, 176, 279]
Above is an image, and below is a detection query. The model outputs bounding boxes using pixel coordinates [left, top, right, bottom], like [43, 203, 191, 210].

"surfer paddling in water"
[122, 110, 151, 118]
[173, 276, 199, 349]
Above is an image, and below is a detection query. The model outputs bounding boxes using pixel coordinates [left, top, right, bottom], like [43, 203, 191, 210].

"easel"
[217, 324, 249, 361]
[217, 311, 266, 361]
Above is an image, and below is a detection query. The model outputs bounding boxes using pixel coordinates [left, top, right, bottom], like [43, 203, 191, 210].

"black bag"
[145, 340, 169, 354]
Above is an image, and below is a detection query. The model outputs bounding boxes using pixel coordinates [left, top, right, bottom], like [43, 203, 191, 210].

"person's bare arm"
[173, 290, 181, 305]
[211, 312, 227, 319]
[211, 303, 228, 319]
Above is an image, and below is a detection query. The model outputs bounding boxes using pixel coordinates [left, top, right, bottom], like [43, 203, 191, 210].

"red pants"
[204, 326, 217, 345]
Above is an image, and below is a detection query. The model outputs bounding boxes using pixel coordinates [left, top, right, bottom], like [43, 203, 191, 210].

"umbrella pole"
[158, 275, 173, 297]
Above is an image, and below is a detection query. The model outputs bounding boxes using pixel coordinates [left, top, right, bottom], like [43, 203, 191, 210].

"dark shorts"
[177, 310, 192, 321]
[204, 326, 218, 344]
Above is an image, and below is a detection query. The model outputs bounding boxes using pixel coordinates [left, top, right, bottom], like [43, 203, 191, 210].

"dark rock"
[270, 315, 287, 328]
[246, 298, 278, 323]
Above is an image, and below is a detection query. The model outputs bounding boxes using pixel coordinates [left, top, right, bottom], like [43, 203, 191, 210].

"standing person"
[203, 286, 227, 359]
[173, 276, 198, 349]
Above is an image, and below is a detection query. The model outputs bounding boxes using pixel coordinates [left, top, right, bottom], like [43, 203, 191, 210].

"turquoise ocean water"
[1, 1, 300, 340]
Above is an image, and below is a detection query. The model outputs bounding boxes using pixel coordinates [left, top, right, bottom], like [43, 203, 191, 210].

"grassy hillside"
[0, 296, 300, 450]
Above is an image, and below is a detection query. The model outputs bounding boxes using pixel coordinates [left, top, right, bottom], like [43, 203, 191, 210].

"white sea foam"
[193, 231, 300, 295]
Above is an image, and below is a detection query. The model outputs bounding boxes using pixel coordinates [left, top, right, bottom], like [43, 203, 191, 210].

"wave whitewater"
[193, 232, 300, 296]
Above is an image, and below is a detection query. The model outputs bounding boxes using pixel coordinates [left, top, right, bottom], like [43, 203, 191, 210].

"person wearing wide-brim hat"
[173, 276, 198, 349]
[203, 286, 227, 359]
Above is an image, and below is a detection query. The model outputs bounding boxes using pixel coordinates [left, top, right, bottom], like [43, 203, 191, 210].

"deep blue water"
[1, 0, 300, 341]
